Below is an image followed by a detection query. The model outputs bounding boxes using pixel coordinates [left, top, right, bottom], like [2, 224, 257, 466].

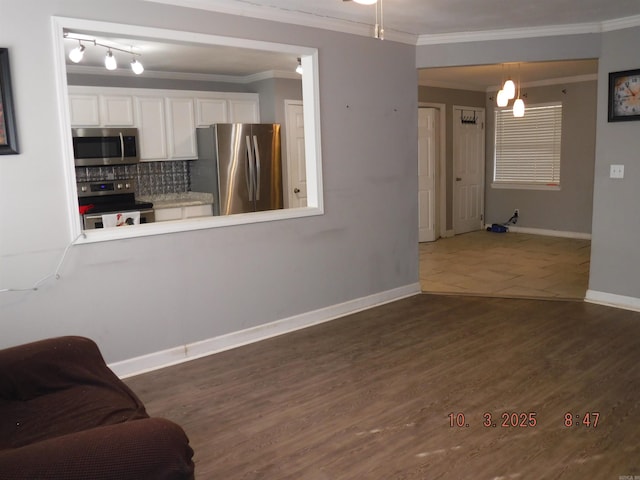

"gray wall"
[484, 80, 597, 233]
[418, 86, 485, 231]
[416, 28, 640, 300]
[589, 27, 640, 298]
[0, 0, 418, 361]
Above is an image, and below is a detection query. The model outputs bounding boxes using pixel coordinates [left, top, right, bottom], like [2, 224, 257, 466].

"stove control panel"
[77, 178, 136, 197]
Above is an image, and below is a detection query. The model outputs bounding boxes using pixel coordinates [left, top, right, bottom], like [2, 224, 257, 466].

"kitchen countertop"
[139, 192, 214, 208]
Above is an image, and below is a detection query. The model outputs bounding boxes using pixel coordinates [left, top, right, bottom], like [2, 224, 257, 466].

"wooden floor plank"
[125, 294, 640, 479]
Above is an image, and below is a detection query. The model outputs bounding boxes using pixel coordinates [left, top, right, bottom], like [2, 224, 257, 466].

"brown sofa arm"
[0, 336, 137, 402]
[0, 417, 195, 480]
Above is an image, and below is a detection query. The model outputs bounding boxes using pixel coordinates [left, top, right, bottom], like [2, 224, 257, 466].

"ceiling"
[146, 0, 640, 38]
[64, 0, 640, 88]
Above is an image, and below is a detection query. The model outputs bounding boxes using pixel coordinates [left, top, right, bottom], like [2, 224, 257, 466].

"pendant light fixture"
[496, 89, 509, 107]
[513, 63, 525, 117]
[295, 57, 303, 75]
[503, 78, 516, 100]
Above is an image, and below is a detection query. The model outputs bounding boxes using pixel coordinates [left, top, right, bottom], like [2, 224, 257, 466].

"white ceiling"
[64, 0, 640, 88]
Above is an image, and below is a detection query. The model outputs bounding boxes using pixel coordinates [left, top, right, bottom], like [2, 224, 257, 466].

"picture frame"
[0, 48, 19, 154]
[608, 68, 640, 122]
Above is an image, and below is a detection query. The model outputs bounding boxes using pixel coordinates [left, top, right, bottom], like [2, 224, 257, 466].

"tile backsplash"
[75, 161, 192, 197]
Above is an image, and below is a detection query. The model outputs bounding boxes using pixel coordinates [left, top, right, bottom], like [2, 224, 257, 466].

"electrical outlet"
[610, 164, 624, 179]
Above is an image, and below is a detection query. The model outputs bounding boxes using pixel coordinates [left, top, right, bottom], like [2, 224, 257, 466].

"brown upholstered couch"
[0, 336, 195, 480]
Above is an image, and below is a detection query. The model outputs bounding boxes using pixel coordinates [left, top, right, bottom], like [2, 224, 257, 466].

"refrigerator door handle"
[245, 135, 254, 201]
[252, 135, 261, 201]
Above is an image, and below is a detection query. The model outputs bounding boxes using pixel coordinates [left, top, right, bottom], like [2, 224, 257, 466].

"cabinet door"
[166, 97, 197, 159]
[101, 95, 135, 126]
[229, 99, 260, 123]
[69, 94, 100, 126]
[196, 98, 227, 126]
[136, 97, 168, 161]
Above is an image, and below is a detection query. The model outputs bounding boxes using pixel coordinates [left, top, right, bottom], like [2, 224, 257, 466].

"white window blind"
[494, 103, 562, 187]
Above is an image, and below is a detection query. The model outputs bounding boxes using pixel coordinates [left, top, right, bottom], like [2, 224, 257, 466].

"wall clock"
[608, 68, 640, 122]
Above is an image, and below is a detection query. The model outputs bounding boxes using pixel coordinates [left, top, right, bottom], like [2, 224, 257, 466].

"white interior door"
[418, 107, 438, 242]
[453, 106, 485, 235]
[284, 100, 306, 208]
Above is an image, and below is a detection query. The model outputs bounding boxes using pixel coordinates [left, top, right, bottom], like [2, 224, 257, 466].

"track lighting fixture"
[64, 32, 144, 75]
[295, 57, 303, 75]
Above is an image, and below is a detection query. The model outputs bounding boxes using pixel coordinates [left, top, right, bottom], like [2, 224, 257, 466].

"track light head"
[131, 58, 144, 75]
[105, 50, 117, 70]
[69, 43, 85, 63]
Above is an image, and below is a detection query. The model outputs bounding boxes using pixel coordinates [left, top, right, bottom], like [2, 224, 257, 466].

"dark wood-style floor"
[125, 294, 640, 479]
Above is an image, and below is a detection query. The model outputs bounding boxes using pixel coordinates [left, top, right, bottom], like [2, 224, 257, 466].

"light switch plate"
[610, 164, 625, 179]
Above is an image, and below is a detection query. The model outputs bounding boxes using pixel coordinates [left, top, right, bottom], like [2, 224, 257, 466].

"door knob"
[456, 177, 462, 181]
[294, 188, 300, 193]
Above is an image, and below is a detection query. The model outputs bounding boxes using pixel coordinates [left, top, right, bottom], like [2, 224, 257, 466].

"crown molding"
[66, 64, 300, 83]
[419, 73, 598, 91]
[484, 73, 598, 92]
[416, 22, 604, 46]
[601, 14, 640, 32]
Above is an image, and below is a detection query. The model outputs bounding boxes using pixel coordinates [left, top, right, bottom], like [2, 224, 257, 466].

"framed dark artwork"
[0, 48, 19, 154]
[608, 68, 640, 122]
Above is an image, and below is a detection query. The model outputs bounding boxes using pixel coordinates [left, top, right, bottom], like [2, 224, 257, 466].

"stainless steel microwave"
[72, 127, 139, 166]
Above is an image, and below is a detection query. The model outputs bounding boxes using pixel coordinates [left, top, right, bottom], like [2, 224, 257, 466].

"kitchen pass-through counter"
[138, 192, 214, 221]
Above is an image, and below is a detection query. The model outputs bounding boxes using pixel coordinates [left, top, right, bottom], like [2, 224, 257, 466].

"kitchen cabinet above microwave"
[68, 86, 260, 161]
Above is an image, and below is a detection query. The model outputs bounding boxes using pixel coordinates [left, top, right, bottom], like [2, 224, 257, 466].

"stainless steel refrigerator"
[192, 124, 283, 215]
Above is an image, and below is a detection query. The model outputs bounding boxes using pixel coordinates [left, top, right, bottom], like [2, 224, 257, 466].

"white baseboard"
[585, 290, 640, 313]
[484, 224, 591, 240]
[442, 229, 455, 238]
[110, 282, 422, 378]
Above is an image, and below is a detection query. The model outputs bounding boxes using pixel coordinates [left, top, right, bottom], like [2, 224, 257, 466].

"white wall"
[0, 0, 419, 362]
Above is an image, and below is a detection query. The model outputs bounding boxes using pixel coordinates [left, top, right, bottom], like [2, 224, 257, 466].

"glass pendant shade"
[105, 50, 117, 70]
[503, 79, 516, 100]
[513, 98, 525, 117]
[496, 89, 508, 107]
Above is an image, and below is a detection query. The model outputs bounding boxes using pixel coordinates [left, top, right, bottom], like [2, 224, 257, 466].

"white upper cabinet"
[100, 95, 135, 126]
[135, 97, 168, 161]
[229, 98, 260, 123]
[196, 98, 227, 126]
[166, 97, 197, 159]
[68, 86, 260, 160]
[69, 94, 100, 126]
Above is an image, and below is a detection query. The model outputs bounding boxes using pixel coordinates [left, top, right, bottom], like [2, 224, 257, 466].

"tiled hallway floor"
[419, 231, 591, 299]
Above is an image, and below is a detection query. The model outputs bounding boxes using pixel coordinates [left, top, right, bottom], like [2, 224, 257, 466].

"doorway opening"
[417, 60, 596, 299]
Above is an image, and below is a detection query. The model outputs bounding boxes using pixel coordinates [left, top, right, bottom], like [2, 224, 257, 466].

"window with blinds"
[493, 103, 562, 188]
